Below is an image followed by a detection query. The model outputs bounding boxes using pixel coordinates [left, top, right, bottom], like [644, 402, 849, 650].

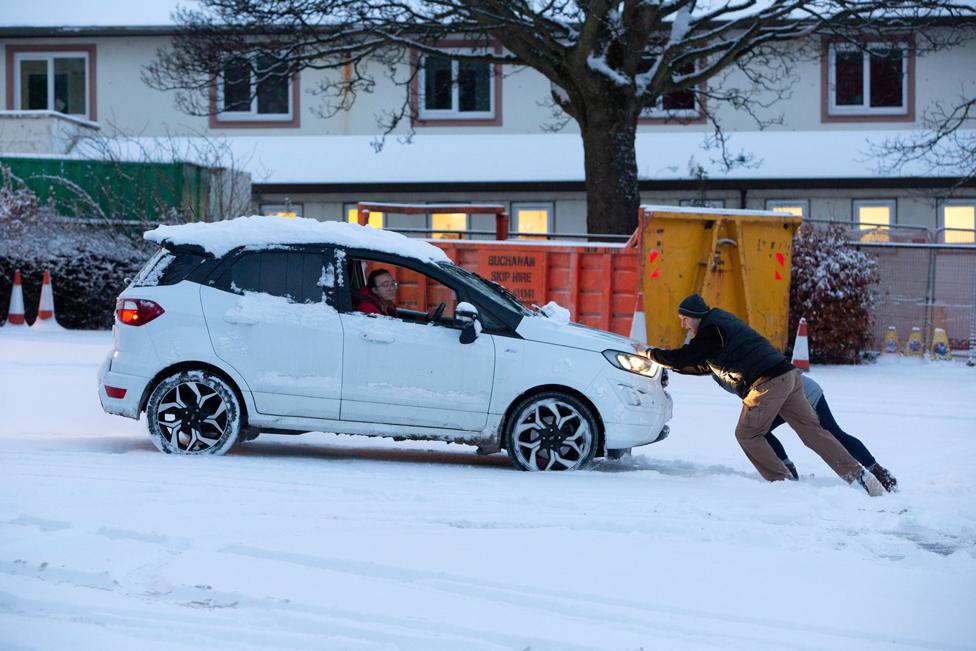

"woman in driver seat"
[354, 268, 399, 317]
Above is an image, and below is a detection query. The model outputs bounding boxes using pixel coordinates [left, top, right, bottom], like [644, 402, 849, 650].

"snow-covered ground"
[1, 329, 975, 651]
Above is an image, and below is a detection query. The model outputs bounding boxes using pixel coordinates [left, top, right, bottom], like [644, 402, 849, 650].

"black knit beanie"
[678, 294, 710, 317]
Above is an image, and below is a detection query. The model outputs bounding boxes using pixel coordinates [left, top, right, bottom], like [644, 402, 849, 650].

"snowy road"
[1, 330, 975, 650]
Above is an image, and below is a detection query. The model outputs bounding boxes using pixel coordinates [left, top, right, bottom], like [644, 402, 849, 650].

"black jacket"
[647, 308, 793, 396]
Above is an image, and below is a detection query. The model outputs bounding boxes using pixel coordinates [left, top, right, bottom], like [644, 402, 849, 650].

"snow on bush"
[789, 223, 880, 364]
[0, 166, 155, 329]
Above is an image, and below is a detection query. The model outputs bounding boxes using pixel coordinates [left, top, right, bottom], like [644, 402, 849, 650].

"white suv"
[98, 217, 672, 471]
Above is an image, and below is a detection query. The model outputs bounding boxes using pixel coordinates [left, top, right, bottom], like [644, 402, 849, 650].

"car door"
[201, 247, 344, 419]
[338, 256, 495, 431]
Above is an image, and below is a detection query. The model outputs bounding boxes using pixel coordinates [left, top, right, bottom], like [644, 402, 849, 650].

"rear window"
[132, 249, 206, 287]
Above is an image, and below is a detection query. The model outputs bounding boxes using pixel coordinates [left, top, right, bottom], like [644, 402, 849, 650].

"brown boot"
[869, 463, 898, 492]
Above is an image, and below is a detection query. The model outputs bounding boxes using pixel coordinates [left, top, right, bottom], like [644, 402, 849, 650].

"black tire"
[145, 370, 243, 455]
[504, 391, 598, 471]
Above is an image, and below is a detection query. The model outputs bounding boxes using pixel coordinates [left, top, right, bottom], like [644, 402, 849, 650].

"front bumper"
[587, 370, 673, 450]
[97, 351, 149, 420]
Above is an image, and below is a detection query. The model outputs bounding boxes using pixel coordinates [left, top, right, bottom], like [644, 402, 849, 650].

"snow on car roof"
[144, 215, 451, 262]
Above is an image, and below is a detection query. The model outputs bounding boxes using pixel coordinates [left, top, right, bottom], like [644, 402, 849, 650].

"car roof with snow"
[144, 216, 451, 263]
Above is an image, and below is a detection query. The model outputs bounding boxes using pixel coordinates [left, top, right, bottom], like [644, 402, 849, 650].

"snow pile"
[145, 215, 451, 262]
[539, 300, 571, 323]
[225, 291, 337, 327]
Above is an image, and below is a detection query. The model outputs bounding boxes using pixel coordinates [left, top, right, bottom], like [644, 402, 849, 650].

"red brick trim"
[5, 43, 97, 121]
[820, 35, 915, 124]
[208, 66, 301, 129]
[410, 40, 503, 128]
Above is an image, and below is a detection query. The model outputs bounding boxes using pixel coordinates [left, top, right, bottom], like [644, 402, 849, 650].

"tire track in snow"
[222, 543, 968, 651]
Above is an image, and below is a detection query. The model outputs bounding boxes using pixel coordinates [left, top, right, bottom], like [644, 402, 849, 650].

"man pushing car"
[646, 294, 884, 496]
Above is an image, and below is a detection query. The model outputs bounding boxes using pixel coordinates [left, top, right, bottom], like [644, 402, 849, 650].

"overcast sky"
[0, 0, 195, 26]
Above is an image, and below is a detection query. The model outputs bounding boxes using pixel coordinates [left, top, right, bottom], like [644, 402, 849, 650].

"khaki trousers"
[734, 369, 863, 482]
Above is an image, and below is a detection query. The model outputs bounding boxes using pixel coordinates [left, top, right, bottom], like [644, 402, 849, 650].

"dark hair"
[367, 268, 393, 289]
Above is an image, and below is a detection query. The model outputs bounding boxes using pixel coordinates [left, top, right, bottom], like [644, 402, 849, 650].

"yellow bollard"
[881, 325, 899, 355]
[931, 328, 952, 361]
[904, 326, 924, 357]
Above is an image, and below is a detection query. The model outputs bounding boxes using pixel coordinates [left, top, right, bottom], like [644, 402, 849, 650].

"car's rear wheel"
[146, 370, 242, 455]
[505, 392, 598, 471]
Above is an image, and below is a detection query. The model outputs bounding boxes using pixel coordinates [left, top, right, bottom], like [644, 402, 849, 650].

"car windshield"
[437, 262, 534, 317]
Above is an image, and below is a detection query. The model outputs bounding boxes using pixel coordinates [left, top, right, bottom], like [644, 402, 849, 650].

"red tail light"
[116, 298, 165, 326]
[104, 386, 127, 399]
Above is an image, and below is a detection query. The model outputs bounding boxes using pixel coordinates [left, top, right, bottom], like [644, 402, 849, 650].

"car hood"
[515, 314, 645, 354]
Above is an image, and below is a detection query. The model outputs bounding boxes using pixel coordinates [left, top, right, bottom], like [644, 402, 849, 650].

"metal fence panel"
[857, 243, 976, 354]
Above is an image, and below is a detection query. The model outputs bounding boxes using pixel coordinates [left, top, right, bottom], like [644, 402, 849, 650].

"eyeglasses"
[375, 281, 398, 289]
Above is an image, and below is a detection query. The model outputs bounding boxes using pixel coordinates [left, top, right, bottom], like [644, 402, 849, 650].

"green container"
[0, 156, 210, 222]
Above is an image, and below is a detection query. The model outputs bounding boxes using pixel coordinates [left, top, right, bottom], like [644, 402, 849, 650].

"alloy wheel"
[156, 381, 229, 453]
[511, 399, 593, 471]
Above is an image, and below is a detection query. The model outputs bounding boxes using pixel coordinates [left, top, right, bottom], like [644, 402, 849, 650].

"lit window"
[346, 207, 384, 229]
[217, 52, 293, 121]
[765, 200, 809, 219]
[513, 203, 552, 239]
[431, 212, 467, 239]
[828, 42, 909, 116]
[854, 200, 894, 242]
[941, 202, 976, 243]
[419, 54, 493, 119]
[261, 202, 302, 217]
[13, 52, 90, 117]
[261, 203, 303, 218]
[641, 60, 699, 119]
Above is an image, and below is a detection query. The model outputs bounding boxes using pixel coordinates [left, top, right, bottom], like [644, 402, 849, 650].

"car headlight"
[602, 350, 660, 378]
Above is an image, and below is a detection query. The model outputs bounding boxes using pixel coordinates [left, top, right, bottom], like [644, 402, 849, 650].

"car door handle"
[361, 332, 395, 343]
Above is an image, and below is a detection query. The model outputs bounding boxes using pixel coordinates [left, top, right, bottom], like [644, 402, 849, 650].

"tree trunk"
[579, 108, 641, 237]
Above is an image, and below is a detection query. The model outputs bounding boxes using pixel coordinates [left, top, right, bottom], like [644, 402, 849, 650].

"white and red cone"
[4, 270, 27, 327]
[792, 317, 810, 371]
[31, 270, 64, 330]
[629, 292, 647, 344]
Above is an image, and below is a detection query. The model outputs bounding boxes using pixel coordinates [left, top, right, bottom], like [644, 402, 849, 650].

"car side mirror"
[456, 301, 480, 344]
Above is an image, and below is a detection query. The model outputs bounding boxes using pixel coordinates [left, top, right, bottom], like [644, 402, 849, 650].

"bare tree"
[870, 94, 976, 188]
[145, 1, 976, 234]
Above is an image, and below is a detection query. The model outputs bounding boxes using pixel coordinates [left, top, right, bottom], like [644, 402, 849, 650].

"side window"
[347, 258, 460, 323]
[215, 250, 329, 303]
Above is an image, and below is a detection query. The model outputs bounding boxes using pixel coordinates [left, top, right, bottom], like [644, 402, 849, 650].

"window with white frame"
[940, 201, 976, 243]
[217, 53, 293, 121]
[419, 54, 493, 119]
[641, 60, 699, 119]
[512, 203, 553, 239]
[680, 199, 725, 208]
[765, 200, 810, 219]
[345, 205, 384, 229]
[14, 52, 90, 117]
[260, 203, 302, 218]
[828, 41, 910, 116]
[430, 211, 468, 239]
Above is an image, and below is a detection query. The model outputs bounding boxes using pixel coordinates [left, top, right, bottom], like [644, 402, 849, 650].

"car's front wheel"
[146, 370, 242, 455]
[505, 392, 598, 471]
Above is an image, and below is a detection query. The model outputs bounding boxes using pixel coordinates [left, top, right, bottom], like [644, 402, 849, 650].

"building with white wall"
[1, 5, 973, 240]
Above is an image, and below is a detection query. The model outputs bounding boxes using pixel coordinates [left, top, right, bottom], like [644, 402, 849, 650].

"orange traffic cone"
[791, 317, 810, 371]
[31, 269, 63, 329]
[629, 292, 647, 344]
[4, 270, 26, 327]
